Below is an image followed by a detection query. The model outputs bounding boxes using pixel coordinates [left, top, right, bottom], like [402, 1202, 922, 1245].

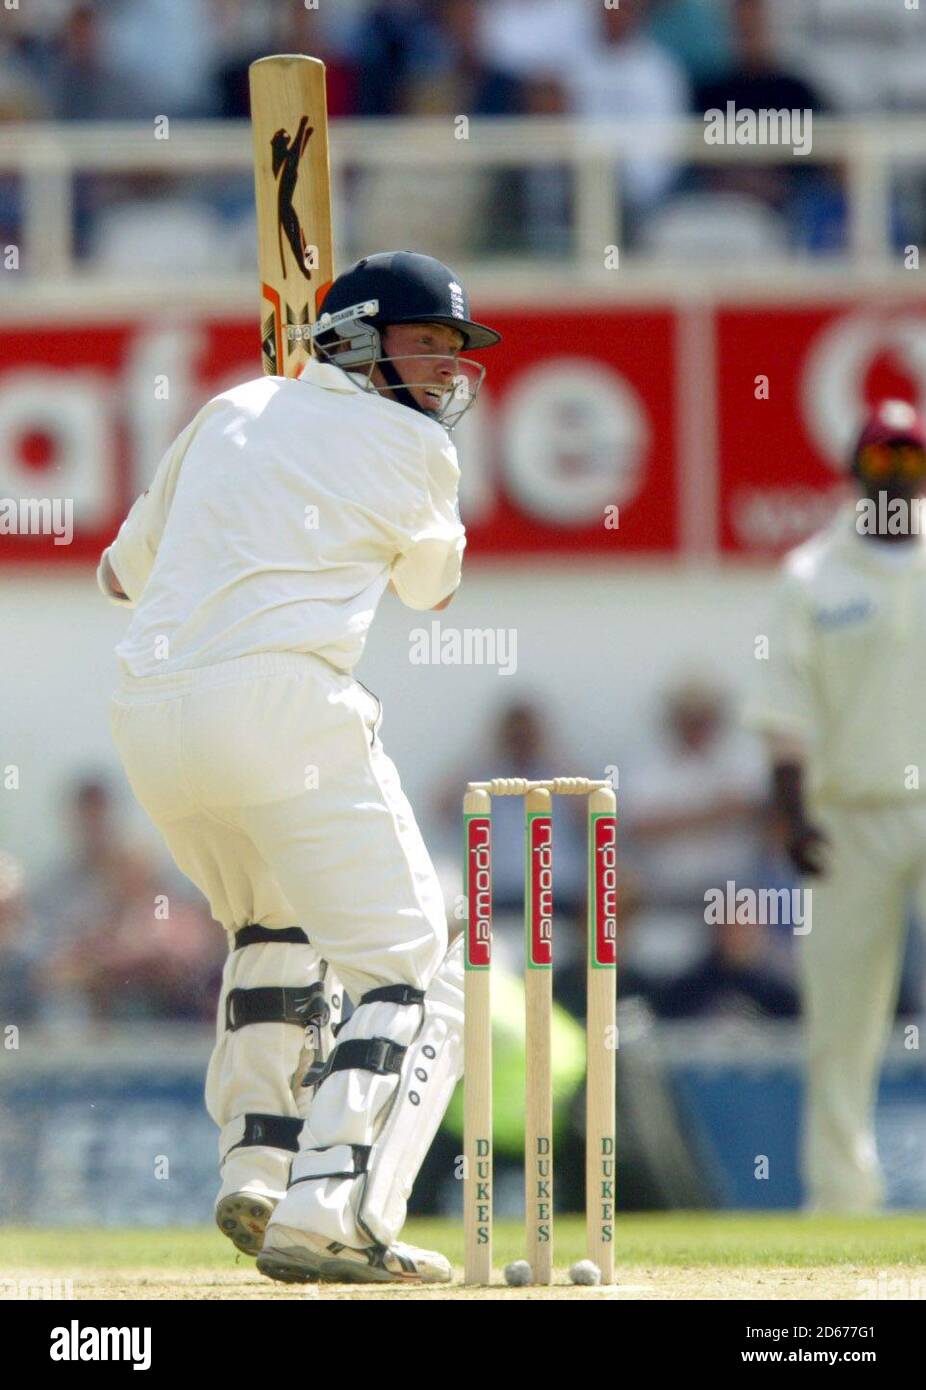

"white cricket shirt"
[97, 360, 465, 676]
[744, 502, 926, 805]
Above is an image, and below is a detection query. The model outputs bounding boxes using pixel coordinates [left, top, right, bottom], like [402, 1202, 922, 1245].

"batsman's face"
[379, 322, 467, 414]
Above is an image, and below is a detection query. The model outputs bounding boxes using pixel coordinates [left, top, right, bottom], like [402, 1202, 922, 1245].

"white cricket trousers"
[800, 801, 926, 1212]
[108, 651, 449, 1224]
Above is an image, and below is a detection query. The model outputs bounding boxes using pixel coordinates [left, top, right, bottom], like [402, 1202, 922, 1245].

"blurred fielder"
[746, 399, 926, 1212]
[98, 251, 500, 1283]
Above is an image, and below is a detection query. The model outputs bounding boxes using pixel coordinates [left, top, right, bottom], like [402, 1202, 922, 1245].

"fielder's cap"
[855, 399, 926, 453]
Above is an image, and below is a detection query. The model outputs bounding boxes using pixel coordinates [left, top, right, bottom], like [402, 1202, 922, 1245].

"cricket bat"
[249, 54, 335, 377]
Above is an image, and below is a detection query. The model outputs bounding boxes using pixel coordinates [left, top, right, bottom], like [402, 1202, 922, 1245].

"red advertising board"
[1, 298, 924, 566]
[714, 302, 926, 554]
[0, 319, 258, 566]
[463, 308, 677, 556]
[0, 306, 677, 566]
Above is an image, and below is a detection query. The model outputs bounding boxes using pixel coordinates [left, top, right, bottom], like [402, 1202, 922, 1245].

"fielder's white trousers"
[800, 800, 926, 1212]
[108, 651, 449, 1233]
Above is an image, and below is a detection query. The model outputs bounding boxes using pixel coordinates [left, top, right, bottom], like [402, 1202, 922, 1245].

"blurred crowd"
[0, 778, 224, 1032]
[433, 683, 926, 1028]
[2, 0, 926, 266]
[2, 678, 923, 1038]
[7, 0, 923, 123]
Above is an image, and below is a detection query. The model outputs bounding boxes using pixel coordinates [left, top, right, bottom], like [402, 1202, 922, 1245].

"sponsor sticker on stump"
[590, 813, 617, 968]
[526, 813, 553, 968]
[465, 815, 492, 969]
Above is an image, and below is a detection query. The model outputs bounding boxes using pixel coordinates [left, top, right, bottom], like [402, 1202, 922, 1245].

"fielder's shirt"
[97, 360, 465, 676]
[744, 502, 926, 805]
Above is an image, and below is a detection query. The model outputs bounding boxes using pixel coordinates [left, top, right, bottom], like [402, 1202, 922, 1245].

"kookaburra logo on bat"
[270, 116, 314, 281]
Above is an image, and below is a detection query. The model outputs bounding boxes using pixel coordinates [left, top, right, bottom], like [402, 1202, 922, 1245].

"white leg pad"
[208, 936, 343, 1202]
[273, 935, 464, 1246]
[358, 934, 464, 1245]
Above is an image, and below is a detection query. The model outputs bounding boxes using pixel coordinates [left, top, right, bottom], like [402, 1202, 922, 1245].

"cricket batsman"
[97, 251, 501, 1283]
[746, 399, 926, 1212]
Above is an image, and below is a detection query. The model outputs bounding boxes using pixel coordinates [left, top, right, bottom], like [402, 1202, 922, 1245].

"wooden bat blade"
[249, 54, 335, 377]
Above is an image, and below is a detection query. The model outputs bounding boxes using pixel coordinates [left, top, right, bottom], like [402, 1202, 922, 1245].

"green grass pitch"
[2, 1213, 926, 1271]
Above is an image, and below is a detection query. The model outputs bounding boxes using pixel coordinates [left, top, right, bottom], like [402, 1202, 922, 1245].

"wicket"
[463, 778, 618, 1286]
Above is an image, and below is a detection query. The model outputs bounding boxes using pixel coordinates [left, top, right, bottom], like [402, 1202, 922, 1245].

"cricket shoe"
[216, 1191, 278, 1257]
[257, 1224, 452, 1285]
